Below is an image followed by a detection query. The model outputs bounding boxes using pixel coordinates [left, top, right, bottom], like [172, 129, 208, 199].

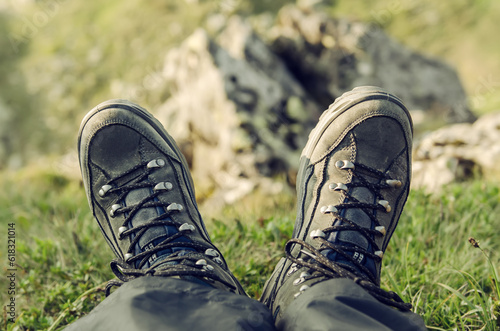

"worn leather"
[78, 100, 246, 294]
[261, 87, 421, 327]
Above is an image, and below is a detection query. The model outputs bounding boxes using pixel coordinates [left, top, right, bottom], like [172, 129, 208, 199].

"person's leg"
[67, 100, 275, 330]
[65, 277, 273, 331]
[260, 87, 427, 330]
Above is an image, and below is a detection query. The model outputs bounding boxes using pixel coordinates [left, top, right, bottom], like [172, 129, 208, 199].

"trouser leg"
[65, 277, 276, 331]
[277, 278, 426, 331]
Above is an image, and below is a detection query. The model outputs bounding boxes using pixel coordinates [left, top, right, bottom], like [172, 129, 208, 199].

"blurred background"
[2, 2, 500, 329]
[1, 0, 499, 209]
[1, 0, 499, 170]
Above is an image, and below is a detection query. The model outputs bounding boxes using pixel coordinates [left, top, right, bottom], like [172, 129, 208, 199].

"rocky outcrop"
[155, 19, 321, 206]
[412, 112, 500, 192]
[150, 7, 479, 204]
[266, 5, 476, 123]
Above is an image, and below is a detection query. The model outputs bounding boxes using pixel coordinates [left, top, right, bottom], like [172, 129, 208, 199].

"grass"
[1, 166, 500, 330]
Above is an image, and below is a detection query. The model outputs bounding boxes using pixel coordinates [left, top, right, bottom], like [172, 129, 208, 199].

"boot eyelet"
[320, 205, 337, 214]
[147, 159, 166, 168]
[287, 263, 299, 276]
[375, 226, 386, 236]
[335, 160, 354, 170]
[386, 179, 402, 188]
[99, 184, 113, 197]
[154, 182, 173, 191]
[310, 229, 326, 239]
[203, 265, 215, 271]
[294, 285, 310, 298]
[300, 272, 310, 278]
[110, 204, 122, 217]
[329, 183, 348, 192]
[167, 203, 183, 212]
[378, 200, 391, 213]
[179, 223, 195, 232]
[205, 248, 219, 257]
[293, 272, 311, 285]
[196, 259, 207, 266]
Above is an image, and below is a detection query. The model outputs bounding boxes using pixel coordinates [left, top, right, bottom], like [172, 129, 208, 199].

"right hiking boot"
[78, 99, 246, 295]
[260, 86, 413, 321]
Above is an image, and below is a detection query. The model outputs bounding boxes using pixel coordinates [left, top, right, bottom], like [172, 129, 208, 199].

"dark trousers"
[65, 277, 426, 330]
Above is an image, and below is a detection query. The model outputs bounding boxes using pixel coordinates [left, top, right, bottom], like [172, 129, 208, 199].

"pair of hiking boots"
[78, 86, 413, 321]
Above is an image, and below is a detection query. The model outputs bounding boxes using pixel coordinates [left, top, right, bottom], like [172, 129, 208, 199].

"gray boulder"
[144, 6, 480, 205]
[412, 111, 500, 192]
[155, 18, 321, 206]
[267, 5, 476, 123]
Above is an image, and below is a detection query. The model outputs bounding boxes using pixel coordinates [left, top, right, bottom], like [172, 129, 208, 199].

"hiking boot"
[260, 86, 413, 320]
[78, 100, 246, 295]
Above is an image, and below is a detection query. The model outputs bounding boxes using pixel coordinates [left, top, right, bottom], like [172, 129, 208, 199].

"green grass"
[1, 166, 500, 330]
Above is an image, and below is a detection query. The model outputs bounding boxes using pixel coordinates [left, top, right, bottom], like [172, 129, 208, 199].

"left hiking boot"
[260, 86, 413, 320]
[78, 99, 246, 295]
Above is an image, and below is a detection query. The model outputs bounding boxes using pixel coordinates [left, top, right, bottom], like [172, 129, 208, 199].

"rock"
[155, 18, 321, 206]
[266, 5, 476, 124]
[150, 6, 480, 205]
[412, 111, 500, 192]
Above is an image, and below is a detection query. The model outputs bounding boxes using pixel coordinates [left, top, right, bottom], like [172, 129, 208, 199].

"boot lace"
[285, 160, 412, 311]
[99, 158, 236, 295]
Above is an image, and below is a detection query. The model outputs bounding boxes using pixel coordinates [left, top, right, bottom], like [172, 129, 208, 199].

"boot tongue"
[124, 184, 193, 269]
[123, 180, 215, 289]
[322, 184, 377, 280]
